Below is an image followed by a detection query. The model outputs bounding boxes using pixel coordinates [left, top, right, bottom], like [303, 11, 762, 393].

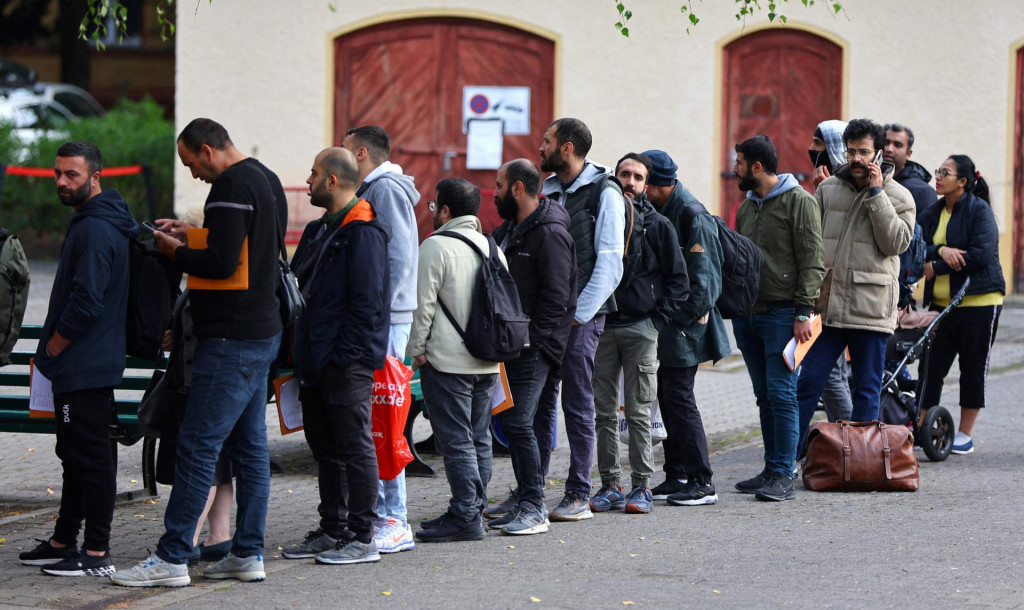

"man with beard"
[590, 153, 688, 515]
[282, 147, 389, 565]
[488, 159, 577, 535]
[408, 179, 501, 543]
[517, 117, 625, 522]
[730, 135, 824, 502]
[883, 123, 935, 214]
[642, 150, 729, 507]
[795, 119, 915, 457]
[341, 125, 419, 554]
[20, 141, 139, 577]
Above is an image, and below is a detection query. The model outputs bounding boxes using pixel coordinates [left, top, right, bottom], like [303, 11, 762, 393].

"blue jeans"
[377, 323, 410, 523]
[732, 310, 799, 478]
[419, 365, 496, 521]
[500, 350, 552, 509]
[558, 316, 605, 498]
[156, 335, 281, 564]
[797, 326, 888, 452]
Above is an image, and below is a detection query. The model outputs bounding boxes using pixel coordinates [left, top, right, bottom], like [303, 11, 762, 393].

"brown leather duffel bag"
[803, 420, 919, 492]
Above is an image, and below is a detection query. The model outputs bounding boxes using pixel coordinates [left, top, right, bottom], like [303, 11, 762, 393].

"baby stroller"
[878, 277, 971, 462]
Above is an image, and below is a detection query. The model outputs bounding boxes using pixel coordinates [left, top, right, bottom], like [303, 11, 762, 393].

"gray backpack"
[0, 228, 30, 365]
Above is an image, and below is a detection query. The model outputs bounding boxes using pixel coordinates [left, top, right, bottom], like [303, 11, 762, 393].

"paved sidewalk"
[2, 263, 1023, 608]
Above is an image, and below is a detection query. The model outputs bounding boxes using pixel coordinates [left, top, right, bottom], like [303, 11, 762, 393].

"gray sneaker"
[548, 491, 593, 522]
[202, 553, 265, 582]
[282, 528, 337, 559]
[487, 505, 521, 530]
[502, 503, 549, 536]
[109, 554, 190, 588]
[483, 489, 520, 520]
[315, 539, 380, 565]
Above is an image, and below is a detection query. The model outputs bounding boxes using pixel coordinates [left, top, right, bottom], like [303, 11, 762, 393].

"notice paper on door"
[466, 118, 503, 170]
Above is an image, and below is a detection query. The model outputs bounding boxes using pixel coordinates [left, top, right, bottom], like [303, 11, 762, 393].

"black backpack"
[435, 230, 530, 362]
[126, 238, 181, 363]
[0, 227, 30, 365]
[898, 223, 927, 308]
[679, 202, 765, 319]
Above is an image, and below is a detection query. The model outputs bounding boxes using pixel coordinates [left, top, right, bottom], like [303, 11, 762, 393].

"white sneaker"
[373, 517, 415, 554]
[109, 554, 190, 587]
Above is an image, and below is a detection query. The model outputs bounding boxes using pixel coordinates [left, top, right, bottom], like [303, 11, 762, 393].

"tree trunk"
[59, 0, 91, 89]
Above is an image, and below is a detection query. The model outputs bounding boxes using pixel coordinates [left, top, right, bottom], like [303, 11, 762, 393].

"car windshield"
[53, 90, 102, 118]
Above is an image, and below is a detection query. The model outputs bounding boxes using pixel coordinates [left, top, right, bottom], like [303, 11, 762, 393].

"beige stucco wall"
[175, 0, 1023, 285]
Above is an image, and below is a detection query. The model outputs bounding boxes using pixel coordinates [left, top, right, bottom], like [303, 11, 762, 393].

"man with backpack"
[489, 159, 577, 535]
[19, 141, 139, 577]
[408, 178, 501, 543]
[642, 150, 730, 507]
[590, 152, 688, 516]
[795, 119, 915, 457]
[731, 135, 824, 502]
[534, 118, 626, 522]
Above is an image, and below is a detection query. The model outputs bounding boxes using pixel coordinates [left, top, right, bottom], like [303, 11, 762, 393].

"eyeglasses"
[427, 200, 437, 212]
[934, 168, 959, 179]
[844, 148, 875, 160]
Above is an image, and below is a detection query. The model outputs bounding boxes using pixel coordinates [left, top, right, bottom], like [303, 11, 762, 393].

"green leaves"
[617, 0, 844, 35]
[614, 1, 632, 37]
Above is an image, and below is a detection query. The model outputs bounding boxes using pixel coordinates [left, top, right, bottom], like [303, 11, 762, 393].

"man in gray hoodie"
[342, 126, 420, 553]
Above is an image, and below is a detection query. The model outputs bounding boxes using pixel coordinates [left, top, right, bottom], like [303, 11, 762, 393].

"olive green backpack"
[0, 228, 30, 365]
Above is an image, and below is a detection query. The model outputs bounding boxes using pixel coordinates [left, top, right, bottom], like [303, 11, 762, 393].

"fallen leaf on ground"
[381, 591, 392, 596]
[530, 597, 542, 603]
[46, 488, 54, 495]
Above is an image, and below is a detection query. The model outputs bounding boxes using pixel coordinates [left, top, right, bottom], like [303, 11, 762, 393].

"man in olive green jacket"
[730, 135, 824, 502]
[796, 119, 915, 453]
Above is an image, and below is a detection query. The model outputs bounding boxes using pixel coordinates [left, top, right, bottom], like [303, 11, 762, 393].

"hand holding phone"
[142, 221, 160, 233]
[873, 150, 884, 166]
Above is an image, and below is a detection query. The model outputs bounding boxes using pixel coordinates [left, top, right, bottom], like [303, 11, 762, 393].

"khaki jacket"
[813, 167, 916, 333]
[407, 215, 503, 375]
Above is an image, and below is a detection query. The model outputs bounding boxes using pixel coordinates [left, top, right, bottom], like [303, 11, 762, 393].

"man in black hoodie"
[884, 123, 936, 213]
[20, 141, 139, 578]
[488, 159, 577, 535]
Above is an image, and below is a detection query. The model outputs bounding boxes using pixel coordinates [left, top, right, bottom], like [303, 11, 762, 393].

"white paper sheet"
[466, 118, 504, 170]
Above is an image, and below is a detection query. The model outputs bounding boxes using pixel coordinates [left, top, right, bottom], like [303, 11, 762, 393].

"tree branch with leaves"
[615, 0, 846, 36]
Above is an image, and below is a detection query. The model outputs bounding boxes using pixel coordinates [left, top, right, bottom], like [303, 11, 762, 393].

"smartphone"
[142, 221, 160, 233]
[873, 150, 884, 165]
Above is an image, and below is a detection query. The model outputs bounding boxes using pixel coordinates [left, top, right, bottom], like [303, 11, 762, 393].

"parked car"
[1, 82, 105, 158]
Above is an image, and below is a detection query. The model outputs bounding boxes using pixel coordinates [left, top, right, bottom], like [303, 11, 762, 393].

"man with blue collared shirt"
[535, 118, 626, 521]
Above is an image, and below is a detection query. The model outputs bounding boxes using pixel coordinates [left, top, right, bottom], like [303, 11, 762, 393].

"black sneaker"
[651, 478, 688, 501]
[41, 550, 116, 577]
[734, 469, 771, 494]
[19, 539, 79, 566]
[754, 473, 796, 502]
[419, 512, 447, 530]
[414, 513, 484, 543]
[667, 479, 719, 506]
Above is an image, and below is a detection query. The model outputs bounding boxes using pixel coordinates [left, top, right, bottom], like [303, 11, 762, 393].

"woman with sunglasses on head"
[918, 154, 1005, 455]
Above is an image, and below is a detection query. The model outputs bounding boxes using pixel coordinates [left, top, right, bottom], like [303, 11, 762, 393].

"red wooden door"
[721, 30, 842, 222]
[334, 18, 555, 239]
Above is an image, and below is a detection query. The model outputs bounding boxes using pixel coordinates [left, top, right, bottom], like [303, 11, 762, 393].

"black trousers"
[922, 304, 1001, 409]
[299, 363, 378, 543]
[52, 387, 117, 552]
[657, 366, 713, 483]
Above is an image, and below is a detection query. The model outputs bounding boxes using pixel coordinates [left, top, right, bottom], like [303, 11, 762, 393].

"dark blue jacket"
[291, 201, 390, 386]
[919, 191, 1005, 305]
[36, 189, 140, 393]
[894, 160, 937, 215]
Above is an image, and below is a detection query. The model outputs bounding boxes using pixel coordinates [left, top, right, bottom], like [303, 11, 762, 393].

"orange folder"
[783, 314, 823, 372]
[184, 228, 249, 290]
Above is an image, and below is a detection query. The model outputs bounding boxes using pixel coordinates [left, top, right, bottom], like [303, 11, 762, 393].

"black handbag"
[277, 220, 305, 328]
[137, 369, 189, 439]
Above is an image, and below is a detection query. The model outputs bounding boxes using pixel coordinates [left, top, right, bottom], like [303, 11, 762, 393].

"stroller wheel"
[920, 406, 955, 462]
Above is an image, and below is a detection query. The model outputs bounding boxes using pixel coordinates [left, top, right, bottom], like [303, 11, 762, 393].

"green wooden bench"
[0, 325, 160, 500]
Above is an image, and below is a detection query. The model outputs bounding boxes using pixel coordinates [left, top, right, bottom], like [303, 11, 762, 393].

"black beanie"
[642, 149, 677, 186]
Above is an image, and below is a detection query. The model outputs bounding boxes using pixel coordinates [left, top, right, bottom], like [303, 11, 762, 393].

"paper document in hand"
[783, 314, 822, 372]
[490, 362, 514, 415]
[29, 359, 54, 418]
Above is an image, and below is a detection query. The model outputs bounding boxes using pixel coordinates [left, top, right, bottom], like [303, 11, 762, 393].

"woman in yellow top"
[919, 154, 1005, 454]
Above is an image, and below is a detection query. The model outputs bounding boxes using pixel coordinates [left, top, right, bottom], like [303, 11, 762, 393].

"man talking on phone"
[794, 118, 916, 452]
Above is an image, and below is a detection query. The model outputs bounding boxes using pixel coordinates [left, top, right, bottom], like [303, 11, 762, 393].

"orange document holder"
[184, 228, 249, 290]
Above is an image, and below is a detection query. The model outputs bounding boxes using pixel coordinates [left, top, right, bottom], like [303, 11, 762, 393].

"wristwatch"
[796, 315, 810, 322]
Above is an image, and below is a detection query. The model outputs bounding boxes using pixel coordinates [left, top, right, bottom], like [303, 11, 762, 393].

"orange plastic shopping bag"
[371, 355, 415, 480]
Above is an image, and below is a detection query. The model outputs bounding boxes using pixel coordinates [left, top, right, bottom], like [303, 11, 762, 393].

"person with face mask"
[487, 159, 577, 535]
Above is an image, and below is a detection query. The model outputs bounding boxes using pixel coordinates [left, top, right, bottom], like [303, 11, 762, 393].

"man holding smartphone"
[794, 118, 916, 452]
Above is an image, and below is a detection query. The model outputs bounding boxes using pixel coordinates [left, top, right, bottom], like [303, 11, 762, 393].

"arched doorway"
[720, 29, 842, 223]
[334, 18, 556, 239]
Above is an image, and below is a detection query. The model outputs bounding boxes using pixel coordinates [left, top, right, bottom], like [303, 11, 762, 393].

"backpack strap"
[678, 200, 710, 246]
[431, 230, 492, 342]
[585, 175, 633, 259]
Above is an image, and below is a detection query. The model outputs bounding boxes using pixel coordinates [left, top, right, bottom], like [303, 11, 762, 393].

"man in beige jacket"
[408, 178, 502, 543]
[796, 118, 915, 453]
